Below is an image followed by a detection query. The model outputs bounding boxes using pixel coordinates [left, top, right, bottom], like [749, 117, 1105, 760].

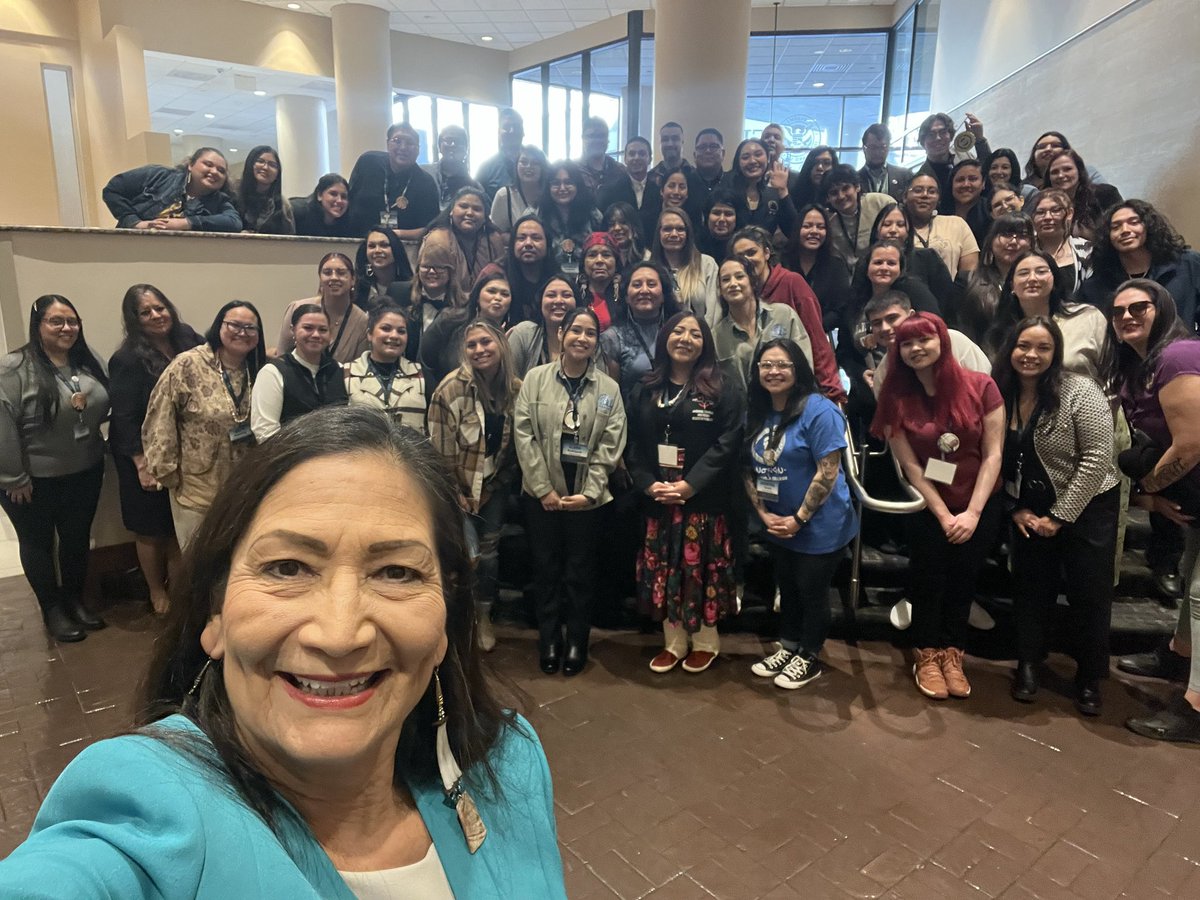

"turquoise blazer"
[0, 714, 566, 898]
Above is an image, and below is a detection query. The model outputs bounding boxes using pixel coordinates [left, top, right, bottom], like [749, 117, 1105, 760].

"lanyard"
[864, 166, 887, 194]
[54, 369, 85, 418]
[219, 360, 249, 418]
[836, 210, 860, 255]
[558, 367, 587, 434]
[384, 164, 414, 211]
[629, 318, 657, 366]
[658, 382, 688, 443]
[323, 302, 352, 357]
[367, 359, 400, 407]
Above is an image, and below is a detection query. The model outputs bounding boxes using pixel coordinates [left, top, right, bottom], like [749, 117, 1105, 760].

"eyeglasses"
[1111, 301, 1153, 321]
[253, 159, 280, 170]
[223, 321, 259, 336]
[419, 264, 449, 273]
[387, 136, 418, 148]
[925, 128, 952, 139]
[1033, 207, 1067, 219]
[550, 179, 574, 189]
[695, 142, 722, 153]
[907, 186, 938, 196]
[757, 360, 795, 371]
[44, 316, 80, 330]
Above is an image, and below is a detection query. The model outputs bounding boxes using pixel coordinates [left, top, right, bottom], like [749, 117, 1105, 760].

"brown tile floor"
[0, 577, 1197, 899]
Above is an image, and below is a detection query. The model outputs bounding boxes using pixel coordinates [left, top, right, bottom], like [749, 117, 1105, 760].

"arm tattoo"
[1142, 456, 1191, 494]
[800, 450, 841, 518]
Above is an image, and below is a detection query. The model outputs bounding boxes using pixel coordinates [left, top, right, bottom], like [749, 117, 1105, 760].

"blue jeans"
[465, 487, 508, 608]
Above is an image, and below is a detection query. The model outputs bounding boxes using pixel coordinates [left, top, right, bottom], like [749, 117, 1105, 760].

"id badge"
[924, 458, 957, 485]
[379, 209, 398, 228]
[229, 421, 253, 444]
[657, 443, 684, 469]
[560, 439, 589, 463]
[72, 421, 90, 441]
[756, 477, 780, 499]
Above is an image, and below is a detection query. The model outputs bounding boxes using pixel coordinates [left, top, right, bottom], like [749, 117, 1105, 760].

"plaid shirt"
[428, 367, 518, 502]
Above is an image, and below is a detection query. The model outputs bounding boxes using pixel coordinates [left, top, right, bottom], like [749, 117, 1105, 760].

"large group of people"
[0, 109, 1190, 752]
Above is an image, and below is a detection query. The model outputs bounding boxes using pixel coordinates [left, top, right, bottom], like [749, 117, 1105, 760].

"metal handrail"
[841, 423, 926, 514]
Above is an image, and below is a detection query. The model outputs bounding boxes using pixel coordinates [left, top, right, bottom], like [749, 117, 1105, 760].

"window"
[392, 93, 502, 168]
[743, 32, 888, 168]
[885, 0, 941, 165]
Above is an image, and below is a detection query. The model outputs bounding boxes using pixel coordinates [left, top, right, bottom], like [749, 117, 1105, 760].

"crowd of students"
[8, 108, 1200, 745]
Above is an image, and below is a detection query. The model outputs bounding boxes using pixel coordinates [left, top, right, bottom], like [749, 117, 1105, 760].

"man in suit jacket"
[598, 136, 660, 237]
[857, 124, 912, 203]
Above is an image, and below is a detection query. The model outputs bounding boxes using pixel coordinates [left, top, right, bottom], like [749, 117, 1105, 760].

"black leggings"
[0, 464, 104, 613]
[771, 543, 847, 657]
[906, 493, 1003, 650]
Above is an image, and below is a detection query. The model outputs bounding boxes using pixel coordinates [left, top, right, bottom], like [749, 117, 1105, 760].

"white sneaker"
[735, 583, 744, 614]
[889, 599, 912, 630]
[476, 615, 496, 652]
[968, 601, 995, 631]
[773, 588, 781, 613]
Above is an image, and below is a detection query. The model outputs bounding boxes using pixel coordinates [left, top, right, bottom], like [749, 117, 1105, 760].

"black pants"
[0, 464, 104, 613]
[1011, 486, 1119, 683]
[907, 493, 1003, 650]
[771, 543, 847, 657]
[522, 496, 603, 646]
[1147, 512, 1185, 577]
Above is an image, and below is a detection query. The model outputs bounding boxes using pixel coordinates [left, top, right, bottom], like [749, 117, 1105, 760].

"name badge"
[379, 210, 399, 228]
[229, 421, 254, 445]
[560, 439, 589, 463]
[72, 421, 90, 441]
[657, 443, 684, 469]
[756, 477, 780, 499]
[924, 458, 957, 485]
[598, 393, 614, 413]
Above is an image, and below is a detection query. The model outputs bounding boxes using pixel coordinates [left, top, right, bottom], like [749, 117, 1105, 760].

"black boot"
[43, 604, 86, 643]
[538, 631, 562, 675]
[1011, 661, 1038, 703]
[563, 642, 588, 677]
[64, 596, 106, 631]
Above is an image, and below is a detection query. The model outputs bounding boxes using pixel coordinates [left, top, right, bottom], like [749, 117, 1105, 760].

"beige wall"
[928, 0, 1199, 240]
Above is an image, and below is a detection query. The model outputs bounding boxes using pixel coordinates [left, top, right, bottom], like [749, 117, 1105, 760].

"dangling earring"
[434, 667, 487, 853]
[188, 657, 213, 697]
[365, 264, 374, 278]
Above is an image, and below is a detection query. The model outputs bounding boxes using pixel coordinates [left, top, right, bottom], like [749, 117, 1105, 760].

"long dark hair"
[117, 284, 196, 379]
[305, 173, 348, 218]
[204, 300, 267, 377]
[1090, 199, 1188, 277]
[622, 259, 682, 324]
[786, 203, 834, 271]
[729, 139, 769, 193]
[986, 249, 1080, 355]
[1024, 130, 1071, 182]
[1101, 279, 1198, 395]
[984, 147, 1023, 191]
[869, 202, 914, 252]
[236, 146, 284, 221]
[354, 228, 414, 307]
[746, 338, 818, 441]
[15, 295, 108, 425]
[794, 146, 839, 208]
[602, 201, 646, 265]
[991, 315, 1064, 421]
[136, 406, 513, 834]
[429, 186, 499, 239]
[642, 311, 723, 400]
[539, 161, 595, 235]
[850, 240, 908, 314]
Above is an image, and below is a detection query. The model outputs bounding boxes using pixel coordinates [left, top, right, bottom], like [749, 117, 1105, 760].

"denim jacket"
[103, 165, 241, 232]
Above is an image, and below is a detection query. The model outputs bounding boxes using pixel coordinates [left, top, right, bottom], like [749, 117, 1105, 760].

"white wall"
[927, 0, 1200, 241]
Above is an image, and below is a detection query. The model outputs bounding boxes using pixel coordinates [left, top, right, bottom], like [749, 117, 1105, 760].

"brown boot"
[914, 648, 948, 700]
[941, 647, 971, 698]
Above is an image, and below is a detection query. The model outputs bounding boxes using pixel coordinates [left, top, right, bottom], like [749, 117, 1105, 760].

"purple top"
[1121, 339, 1200, 490]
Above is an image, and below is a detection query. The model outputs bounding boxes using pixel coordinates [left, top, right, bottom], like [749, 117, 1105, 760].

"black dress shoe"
[1075, 682, 1102, 717]
[43, 605, 86, 643]
[1117, 643, 1189, 682]
[538, 638, 562, 675]
[1127, 695, 1200, 743]
[1011, 661, 1038, 703]
[562, 643, 587, 677]
[64, 598, 106, 631]
[1154, 573, 1182, 600]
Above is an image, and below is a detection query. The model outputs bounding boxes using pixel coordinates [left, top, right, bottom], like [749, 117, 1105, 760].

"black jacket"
[1079, 250, 1200, 328]
[269, 352, 348, 426]
[598, 174, 663, 239]
[857, 164, 912, 203]
[102, 166, 240, 232]
[107, 327, 204, 457]
[346, 152, 440, 237]
[292, 201, 358, 238]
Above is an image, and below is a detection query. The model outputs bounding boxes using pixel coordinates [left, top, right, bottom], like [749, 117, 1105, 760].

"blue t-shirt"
[751, 395, 858, 554]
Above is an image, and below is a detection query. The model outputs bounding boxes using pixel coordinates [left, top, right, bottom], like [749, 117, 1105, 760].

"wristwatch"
[793, 511, 808, 527]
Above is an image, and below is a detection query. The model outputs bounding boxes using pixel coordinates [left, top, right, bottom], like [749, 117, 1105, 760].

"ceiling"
[237, 0, 892, 51]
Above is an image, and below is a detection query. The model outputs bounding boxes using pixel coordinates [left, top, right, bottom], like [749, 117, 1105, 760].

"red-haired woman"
[871, 313, 1005, 700]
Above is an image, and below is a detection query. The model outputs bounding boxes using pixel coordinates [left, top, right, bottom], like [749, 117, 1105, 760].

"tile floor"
[0, 574, 1196, 898]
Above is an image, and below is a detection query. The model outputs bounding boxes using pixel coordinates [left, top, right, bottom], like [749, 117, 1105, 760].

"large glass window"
[511, 68, 544, 149]
[743, 32, 888, 168]
[885, 0, 941, 164]
[392, 92, 502, 168]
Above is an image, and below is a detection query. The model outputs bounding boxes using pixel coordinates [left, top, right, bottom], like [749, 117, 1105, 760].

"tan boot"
[475, 604, 496, 652]
[914, 648, 949, 700]
[941, 647, 971, 698]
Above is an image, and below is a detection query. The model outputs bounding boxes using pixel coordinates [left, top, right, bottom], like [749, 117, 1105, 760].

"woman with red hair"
[871, 313, 1005, 700]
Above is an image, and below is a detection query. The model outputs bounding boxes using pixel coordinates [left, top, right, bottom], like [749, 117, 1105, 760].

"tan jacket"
[142, 345, 252, 512]
[428, 367, 518, 503]
[513, 361, 626, 505]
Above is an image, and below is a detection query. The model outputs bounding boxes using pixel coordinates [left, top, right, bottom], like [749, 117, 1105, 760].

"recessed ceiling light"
[229, 148, 238, 152]
[173, 129, 183, 134]
[813, 50, 823, 55]
[286, 3, 300, 9]
[481, 35, 494, 42]
[812, 82, 825, 88]
[839, 48, 852, 53]
[253, 90, 267, 96]
[204, 113, 215, 118]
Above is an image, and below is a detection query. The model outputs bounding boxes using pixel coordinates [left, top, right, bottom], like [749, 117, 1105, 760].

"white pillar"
[331, 3, 393, 170]
[653, 0, 751, 153]
[276, 94, 330, 198]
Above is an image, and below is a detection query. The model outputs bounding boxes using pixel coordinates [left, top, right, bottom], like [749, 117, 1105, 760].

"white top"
[249, 350, 318, 442]
[490, 185, 538, 233]
[338, 842, 454, 900]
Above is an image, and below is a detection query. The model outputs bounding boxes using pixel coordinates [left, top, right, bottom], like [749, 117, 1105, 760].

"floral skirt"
[637, 507, 737, 632]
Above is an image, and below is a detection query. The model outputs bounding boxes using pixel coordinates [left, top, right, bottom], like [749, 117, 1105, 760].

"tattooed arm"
[797, 450, 841, 523]
[1141, 374, 1200, 494]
